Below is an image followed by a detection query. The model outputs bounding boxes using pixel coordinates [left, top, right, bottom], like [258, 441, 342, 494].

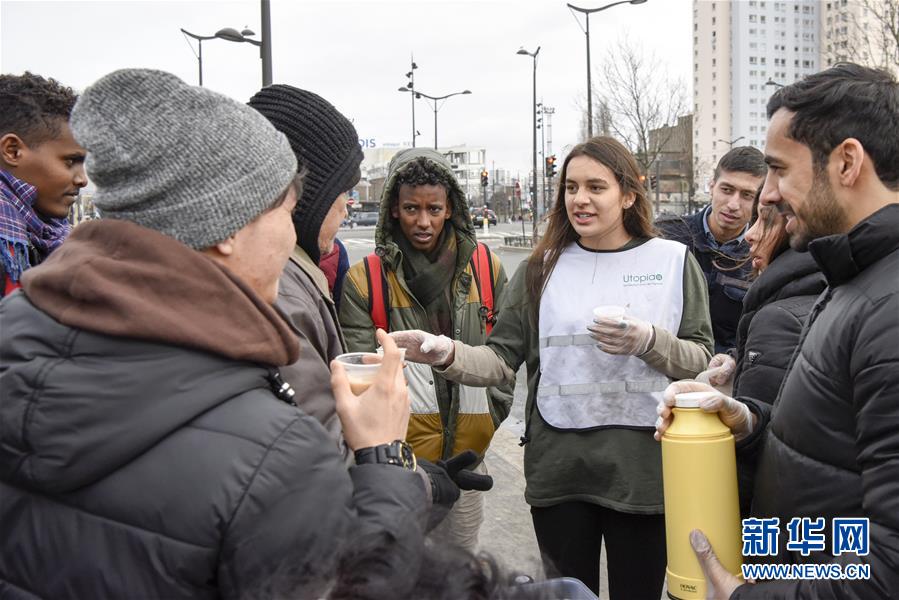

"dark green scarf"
[394, 223, 457, 337]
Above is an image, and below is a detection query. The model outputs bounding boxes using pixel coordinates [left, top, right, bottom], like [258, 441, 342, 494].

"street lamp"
[401, 58, 419, 147]
[568, 0, 648, 138]
[398, 88, 471, 150]
[717, 136, 745, 149]
[765, 78, 785, 88]
[517, 46, 540, 243]
[181, 24, 267, 87]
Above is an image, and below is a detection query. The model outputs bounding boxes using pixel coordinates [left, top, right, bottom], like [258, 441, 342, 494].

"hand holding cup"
[331, 330, 410, 450]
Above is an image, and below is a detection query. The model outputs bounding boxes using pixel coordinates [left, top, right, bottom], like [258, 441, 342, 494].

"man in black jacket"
[0, 69, 452, 600]
[657, 147, 766, 353]
[658, 63, 899, 599]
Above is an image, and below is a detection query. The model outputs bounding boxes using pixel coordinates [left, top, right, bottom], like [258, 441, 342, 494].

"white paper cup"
[592, 305, 627, 320]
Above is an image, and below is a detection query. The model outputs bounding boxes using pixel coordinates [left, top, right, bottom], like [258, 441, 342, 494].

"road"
[336, 221, 625, 598]
[338, 220, 534, 274]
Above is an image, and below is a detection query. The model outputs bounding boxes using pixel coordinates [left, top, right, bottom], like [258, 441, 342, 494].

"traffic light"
[547, 154, 558, 177]
[650, 175, 658, 190]
[480, 169, 489, 187]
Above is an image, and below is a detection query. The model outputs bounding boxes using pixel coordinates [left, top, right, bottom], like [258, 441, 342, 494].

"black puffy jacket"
[733, 204, 899, 599]
[732, 250, 825, 517]
[0, 221, 427, 600]
[732, 249, 826, 403]
[657, 209, 752, 353]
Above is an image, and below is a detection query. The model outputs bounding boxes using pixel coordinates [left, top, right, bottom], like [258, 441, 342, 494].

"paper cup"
[592, 305, 627, 320]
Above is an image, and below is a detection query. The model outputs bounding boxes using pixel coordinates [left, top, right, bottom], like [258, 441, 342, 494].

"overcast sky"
[1, 0, 692, 173]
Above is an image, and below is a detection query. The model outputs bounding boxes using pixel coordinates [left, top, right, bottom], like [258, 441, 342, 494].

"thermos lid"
[674, 391, 719, 408]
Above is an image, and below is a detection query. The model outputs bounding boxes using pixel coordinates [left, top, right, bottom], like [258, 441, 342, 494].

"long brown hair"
[748, 187, 789, 277]
[525, 136, 656, 322]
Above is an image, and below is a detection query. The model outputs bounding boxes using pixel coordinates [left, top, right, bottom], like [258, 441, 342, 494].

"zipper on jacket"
[268, 369, 297, 406]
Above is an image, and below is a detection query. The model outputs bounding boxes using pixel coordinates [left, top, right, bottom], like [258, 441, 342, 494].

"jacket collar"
[808, 204, 899, 286]
[742, 249, 825, 312]
[22, 220, 300, 366]
[290, 244, 331, 300]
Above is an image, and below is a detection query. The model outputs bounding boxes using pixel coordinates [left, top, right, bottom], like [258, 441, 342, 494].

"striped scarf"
[0, 169, 71, 283]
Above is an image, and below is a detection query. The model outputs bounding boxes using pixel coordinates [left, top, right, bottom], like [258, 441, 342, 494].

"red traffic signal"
[545, 154, 558, 178]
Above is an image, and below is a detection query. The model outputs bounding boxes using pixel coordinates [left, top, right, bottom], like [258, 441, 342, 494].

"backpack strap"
[469, 242, 497, 334]
[363, 253, 390, 333]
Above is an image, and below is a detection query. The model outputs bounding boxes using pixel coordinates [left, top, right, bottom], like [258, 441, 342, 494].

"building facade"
[648, 114, 695, 215]
[693, 0, 820, 188]
[820, 0, 898, 75]
[694, 0, 896, 193]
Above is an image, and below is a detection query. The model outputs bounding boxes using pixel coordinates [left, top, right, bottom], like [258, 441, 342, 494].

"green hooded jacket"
[339, 148, 512, 462]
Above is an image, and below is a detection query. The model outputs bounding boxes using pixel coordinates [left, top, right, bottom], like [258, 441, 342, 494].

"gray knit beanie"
[70, 69, 297, 249]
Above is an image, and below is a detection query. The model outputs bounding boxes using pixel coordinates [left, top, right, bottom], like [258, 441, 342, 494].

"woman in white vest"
[390, 137, 714, 599]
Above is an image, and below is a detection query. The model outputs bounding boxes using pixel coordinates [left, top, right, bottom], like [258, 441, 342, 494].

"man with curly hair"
[340, 148, 512, 553]
[0, 72, 86, 297]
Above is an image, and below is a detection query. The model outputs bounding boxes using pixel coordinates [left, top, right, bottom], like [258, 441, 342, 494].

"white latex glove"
[389, 330, 455, 367]
[587, 315, 654, 356]
[654, 380, 756, 442]
[697, 353, 737, 387]
[690, 529, 747, 598]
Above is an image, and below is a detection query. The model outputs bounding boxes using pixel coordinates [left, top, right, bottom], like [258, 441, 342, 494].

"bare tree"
[823, 0, 899, 73]
[592, 37, 687, 176]
[577, 96, 614, 141]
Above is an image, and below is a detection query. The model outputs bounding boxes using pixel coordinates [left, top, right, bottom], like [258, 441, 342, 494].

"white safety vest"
[537, 238, 686, 430]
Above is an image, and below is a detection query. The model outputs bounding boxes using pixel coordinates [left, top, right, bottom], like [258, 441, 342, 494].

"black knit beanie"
[249, 85, 363, 263]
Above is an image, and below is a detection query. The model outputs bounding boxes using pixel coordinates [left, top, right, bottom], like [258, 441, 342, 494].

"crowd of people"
[0, 60, 896, 600]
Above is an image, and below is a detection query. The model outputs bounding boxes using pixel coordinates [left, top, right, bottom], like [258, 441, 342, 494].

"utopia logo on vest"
[623, 272, 664, 286]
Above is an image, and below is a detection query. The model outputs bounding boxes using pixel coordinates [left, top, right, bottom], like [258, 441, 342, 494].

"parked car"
[471, 207, 497, 226]
[353, 212, 379, 227]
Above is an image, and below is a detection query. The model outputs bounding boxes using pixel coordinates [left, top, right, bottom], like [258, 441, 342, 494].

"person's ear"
[201, 236, 236, 260]
[0, 133, 26, 167]
[834, 138, 864, 188]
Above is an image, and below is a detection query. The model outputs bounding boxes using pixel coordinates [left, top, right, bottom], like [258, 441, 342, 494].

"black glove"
[438, 449, 493, 492]
[417, 459, 461, 508]
[418, 450, 494, 508]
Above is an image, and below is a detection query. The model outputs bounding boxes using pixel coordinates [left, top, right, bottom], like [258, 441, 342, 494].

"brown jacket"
[276, 245, 348, 459]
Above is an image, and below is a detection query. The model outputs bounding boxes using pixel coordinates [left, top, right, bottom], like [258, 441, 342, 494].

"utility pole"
[260, 0, 272, 86]
[655, 158, 662, 214]
[543, 104, 555, 209]
[537, 103, 547, 215]
[518, 171, 525, 238]
[404, 55, 418, 147]
[517, 46, 540, 244]
[491, 160, 496, 218]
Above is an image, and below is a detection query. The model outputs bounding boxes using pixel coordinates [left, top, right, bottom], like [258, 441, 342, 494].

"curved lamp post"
[397, 87, 471, 150]
[181, 23, 269, 87]
[517, 46, 540, 243]
[567, 0, 648, 137]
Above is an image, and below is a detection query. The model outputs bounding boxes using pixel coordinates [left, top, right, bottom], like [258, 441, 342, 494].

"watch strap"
[354, 440, 416, 470]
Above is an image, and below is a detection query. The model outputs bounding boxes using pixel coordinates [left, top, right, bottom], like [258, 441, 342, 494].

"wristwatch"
[354, 440, 417, 470]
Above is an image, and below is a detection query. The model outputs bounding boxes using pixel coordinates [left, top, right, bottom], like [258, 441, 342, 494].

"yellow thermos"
[662, 391, 743, 599]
